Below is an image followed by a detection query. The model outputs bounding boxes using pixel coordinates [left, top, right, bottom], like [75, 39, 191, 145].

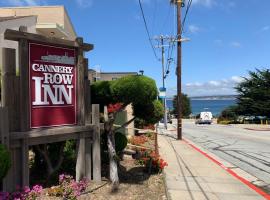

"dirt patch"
[79, 155, 167, 200]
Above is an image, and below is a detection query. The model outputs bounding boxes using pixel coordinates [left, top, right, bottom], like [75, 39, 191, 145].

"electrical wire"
[138, 0, 159, 60]
[181, 0, 193, 34]
[165, 0, 193, 76]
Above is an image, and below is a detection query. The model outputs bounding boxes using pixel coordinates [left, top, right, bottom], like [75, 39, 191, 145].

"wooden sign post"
[0, 27, 101, 191]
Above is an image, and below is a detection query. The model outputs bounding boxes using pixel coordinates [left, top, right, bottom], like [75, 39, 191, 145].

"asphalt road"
[182, 121, 270, 192]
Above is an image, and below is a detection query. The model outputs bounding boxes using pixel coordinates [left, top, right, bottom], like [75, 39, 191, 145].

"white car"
[195, 112, 213, 125]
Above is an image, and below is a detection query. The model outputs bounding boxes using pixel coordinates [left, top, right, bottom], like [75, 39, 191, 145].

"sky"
[1, 0, 270, 97]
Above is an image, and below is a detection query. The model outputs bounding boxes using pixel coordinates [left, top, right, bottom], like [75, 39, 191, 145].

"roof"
[88, 69, 138, 75]
[100, 72, 138, 75]
[0, 5, 64, 9]
[0, 16, 30, 22]
[0, 6, 76, 38]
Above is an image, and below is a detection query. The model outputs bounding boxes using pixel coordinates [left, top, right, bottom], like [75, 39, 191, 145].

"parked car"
[195, 112, 213, 125]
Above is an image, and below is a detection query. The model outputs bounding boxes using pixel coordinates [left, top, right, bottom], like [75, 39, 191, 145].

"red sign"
[29, 43, 77, 128]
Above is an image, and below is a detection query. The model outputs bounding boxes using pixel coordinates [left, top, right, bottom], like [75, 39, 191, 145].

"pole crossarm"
[171, 0, 185, 6]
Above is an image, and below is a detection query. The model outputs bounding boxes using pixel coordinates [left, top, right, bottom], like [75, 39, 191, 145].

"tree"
[235, 69, 270, 117]
[172, 93, 191, 118]
[219, 105, 238, 120]
[91, 75, 163, 189]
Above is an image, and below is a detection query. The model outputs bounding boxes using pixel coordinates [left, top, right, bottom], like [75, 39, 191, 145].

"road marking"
[183, 138, 270, 200]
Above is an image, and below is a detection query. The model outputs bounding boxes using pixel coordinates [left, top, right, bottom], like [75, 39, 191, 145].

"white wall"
[0, 16, 37, 70]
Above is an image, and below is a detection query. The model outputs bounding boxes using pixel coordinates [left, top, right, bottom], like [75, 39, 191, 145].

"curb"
[244, 128, 270, 131]
[183, 138, 270, 200]
[162, 170, 172, 200]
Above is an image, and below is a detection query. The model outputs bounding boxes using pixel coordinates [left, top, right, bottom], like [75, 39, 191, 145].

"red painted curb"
[183, 139, 270, 200]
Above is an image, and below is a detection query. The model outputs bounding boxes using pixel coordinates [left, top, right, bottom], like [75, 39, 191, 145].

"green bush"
[115, 132, 128, 154]
[110, 75, 158, 105]
[0, 144, 11, 180]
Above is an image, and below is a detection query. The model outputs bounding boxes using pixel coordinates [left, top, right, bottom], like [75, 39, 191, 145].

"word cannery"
[31, 63, 75, 106]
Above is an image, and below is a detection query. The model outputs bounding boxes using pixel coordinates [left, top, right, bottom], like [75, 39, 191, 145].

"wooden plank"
[85, 138, 92, 180]
[0, 107, 13, 192]
[84, 58, 91, 124]
[0, 107, 9, 147]
[21, 139, 29, 186]
[76, 38, 85, 126]
[14, 147, 22, 189]
[18, 27, 30, 132]
[76, 135, 85, 181]
[92, 104, 101, 182]
[27, 131, 93, 146]
[10, 125, 94, 140]
[2, 48, 20, 131]
[4, 29, 93, 52]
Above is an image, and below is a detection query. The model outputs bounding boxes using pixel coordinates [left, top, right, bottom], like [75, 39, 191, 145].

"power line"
[181, 0, 192, 33]
[138, 0, 159, 60]
[165, 0, 192, 75]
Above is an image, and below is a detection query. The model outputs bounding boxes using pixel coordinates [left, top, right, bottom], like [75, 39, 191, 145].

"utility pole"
[155, 35, 175, 129]
[161, 36, 167, 129]
[171, 0, 184, 140]
[155, 35, 168, 129]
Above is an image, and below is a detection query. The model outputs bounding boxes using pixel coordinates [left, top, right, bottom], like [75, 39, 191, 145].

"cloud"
[6, 0, 45, 6]
[188, 25, 200, 34]
[228, 1, 236, 8]
[192, 0, 216, 8]
[231, 76, 244, 83]
[167, 76, 244, 97]
[230, 41, 241, 48]
[214, 39, 223, 45]
[260, 26, 270, 32]
[76, 0, 93, 8]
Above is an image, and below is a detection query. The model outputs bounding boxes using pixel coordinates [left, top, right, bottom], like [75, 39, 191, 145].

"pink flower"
[32, 185, 43, 193]
[59, 174, 65, 182]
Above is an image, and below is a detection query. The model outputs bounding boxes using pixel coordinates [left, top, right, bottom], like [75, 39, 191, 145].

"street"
[181, 121, 270, 193]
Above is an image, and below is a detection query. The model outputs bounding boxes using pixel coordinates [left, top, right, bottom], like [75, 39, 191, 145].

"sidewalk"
[157, 124, 266, 200]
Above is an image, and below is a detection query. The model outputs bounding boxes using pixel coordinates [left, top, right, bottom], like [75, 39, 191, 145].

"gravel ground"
[79, 155, 167, 200]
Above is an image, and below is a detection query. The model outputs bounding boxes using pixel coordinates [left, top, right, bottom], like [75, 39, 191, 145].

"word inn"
[31, 63, 75, 106]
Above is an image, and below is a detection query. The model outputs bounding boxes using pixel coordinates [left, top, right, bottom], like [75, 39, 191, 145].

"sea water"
[166, 99, 236, 116]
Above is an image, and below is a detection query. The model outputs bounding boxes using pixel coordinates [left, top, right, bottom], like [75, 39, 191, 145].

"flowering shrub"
[137, 151, 168, 173]
[107, 103, 123, 113]
[143, 124, 155, 130]
[47, 174, 88, 200]
[130, 135, 148, 146]
[0, 185, 43, 200]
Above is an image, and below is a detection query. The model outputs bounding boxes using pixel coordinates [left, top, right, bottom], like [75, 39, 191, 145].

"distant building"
[89, 69, 138, 135]
[0, 6, 76, 69]
[88, 69, 138, 83]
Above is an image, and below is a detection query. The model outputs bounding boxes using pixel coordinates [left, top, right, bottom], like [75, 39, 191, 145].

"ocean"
[166, 99, 236, 116]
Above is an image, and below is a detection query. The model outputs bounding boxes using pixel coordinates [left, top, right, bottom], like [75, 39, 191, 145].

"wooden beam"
[18, 27, 30, 132]
[0, 106, 9, 148]
[76, 37, 85, 126]
[26, 131, 93, 146]
[2, 48, 20, 131]
[10, 125, 94, 140]
[4, 29, 93, 52]
[76, 134, 86, 181]
[21, 138, 29, 186]
[92, 104, 101, 182]
[84, 59, 91, 124]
